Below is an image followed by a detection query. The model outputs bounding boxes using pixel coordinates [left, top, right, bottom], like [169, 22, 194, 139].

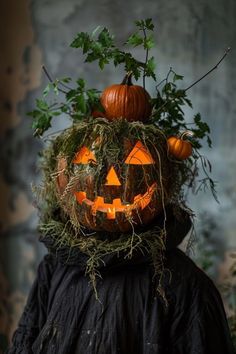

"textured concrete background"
[1, 0, 236, 350]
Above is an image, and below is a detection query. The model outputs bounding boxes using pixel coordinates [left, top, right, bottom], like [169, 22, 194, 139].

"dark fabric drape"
[7, 209, 235, 354]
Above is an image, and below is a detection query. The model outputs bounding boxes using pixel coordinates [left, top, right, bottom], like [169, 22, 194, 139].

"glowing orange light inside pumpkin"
[105, 166, 121, 186]
[73, 146, 97, 164]
[74, 183, 157, 219]
[107, 208, 116, 219]
[125, 141, 155, 165]
[73, 141, 157, 220]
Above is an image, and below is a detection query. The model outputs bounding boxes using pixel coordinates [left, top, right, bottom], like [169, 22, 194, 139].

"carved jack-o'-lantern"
[56, 120, 171, 233]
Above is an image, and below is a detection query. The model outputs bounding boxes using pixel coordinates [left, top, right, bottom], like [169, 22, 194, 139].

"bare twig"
[42, 65, 53, 82]
[184, 47, 231, 91]
[195, 150, 219, 203]
[142, 28, 149, 89]
[155, 67, 173, 91]
[152, 48, 231, 116]
[42, 65, 70, 94]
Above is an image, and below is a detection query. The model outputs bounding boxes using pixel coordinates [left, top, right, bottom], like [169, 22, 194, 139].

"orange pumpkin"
[100, 72, 152, 122]
[55, 121, 171, 233]
[167, 131, 193, 160]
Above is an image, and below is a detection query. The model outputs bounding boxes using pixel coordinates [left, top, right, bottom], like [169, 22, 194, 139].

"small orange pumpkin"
[167, 131, 193, 160]
[100, 72, 152, 122]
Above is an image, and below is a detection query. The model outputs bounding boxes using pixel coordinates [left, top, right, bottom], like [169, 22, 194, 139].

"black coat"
[7, 213, 235, 354]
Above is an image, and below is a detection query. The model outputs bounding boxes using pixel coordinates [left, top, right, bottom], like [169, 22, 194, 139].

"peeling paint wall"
[0, 0, 236, 351]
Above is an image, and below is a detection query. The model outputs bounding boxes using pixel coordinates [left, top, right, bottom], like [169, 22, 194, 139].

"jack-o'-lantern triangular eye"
[73, 146, 97, 164]
[105, 166, 121, 186]
[125, 141, 155, 165]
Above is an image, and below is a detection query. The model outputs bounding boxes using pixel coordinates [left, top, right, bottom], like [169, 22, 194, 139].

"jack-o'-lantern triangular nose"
[105, 166, 121, 186]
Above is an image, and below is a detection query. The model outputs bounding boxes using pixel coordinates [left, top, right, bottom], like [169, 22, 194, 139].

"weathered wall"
[0, 0, 236, 350]
[0, 1, 43, 350]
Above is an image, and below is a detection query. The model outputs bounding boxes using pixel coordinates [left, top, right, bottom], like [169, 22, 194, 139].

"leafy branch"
[151, 70, 210, 147]
[29, 19, 158, 137]
[70, 18, 156, 81]
[28, 99, 61, 137]
[126, 19, 156, 86]
[28, 18, 229, 155]
[151, 47, 231, 146]
[28, 75, 102, 137]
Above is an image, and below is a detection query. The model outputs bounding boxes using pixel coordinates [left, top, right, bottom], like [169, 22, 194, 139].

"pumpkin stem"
[180, 130, 194, 140]
[121, 72, 133, 86]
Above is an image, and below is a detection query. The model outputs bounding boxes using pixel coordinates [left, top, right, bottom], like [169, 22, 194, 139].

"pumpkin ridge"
[138, 87, 146, 118]
[129, 87, 136, 120]
[176, 140, 183, 158]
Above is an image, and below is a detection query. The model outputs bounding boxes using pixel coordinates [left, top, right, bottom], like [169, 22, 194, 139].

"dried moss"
[39, 215, 167, 300]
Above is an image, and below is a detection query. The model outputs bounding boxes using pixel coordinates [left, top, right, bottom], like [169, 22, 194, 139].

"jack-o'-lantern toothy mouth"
[74, 183, 157, 220]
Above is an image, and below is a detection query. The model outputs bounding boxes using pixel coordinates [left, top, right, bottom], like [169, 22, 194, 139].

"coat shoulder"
[166, 248, 214, 285]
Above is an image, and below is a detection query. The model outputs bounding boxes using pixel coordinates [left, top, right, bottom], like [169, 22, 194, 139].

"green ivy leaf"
[144, 35, 155, 50]
[173, 73, 184, 82]
[194, 113, 210, 134]
[145, 56, 156, 79]
[76, 94, 87, 113]
[29, 111, 52, 137]
[127, 33, 143, 47]
[70, 32, 92, 53]
[98, 28, 114, 47]
[76, 78, 85, 90]
[36, 99, 49, 111]
[183, 97, 193, 108]
[43, 83, 52, 97]
[61, 77, 71, 84]
[144, 18, 155, 31]
[135, 18, 154, 31]
[99, 57, 109, 70]
[53, 81, 59, 95]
